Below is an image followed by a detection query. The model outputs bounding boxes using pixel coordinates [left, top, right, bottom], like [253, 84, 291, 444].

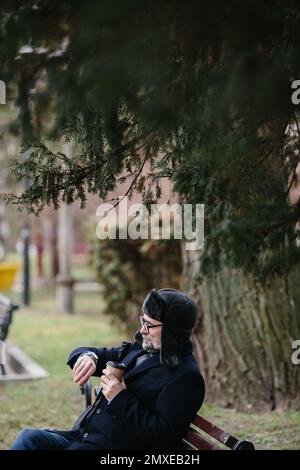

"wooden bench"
[183, 414, 255, 450]
[0, 293, 19, 375]
[80, 380, 255, 450]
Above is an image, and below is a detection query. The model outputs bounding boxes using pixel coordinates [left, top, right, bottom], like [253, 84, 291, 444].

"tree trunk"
[56, 202, 75, 314]
[182, 248, 300, 411]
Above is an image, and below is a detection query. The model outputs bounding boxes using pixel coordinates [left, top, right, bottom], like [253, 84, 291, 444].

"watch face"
[82, 352, 97, 362]
[87, 352, 97, 361]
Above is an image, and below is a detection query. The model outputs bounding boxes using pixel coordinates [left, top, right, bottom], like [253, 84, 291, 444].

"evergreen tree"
[1, 0, 300, 278]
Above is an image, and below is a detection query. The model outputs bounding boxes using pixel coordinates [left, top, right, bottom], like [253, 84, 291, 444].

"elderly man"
[11, 288, 205, 450]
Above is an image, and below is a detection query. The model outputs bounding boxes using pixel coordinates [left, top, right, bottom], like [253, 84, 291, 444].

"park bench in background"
[0, 293, 19, 375]
[80, 380, 255, 450]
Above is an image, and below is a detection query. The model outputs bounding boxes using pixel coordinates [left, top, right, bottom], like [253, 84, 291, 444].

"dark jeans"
[11, 428, 74, 450]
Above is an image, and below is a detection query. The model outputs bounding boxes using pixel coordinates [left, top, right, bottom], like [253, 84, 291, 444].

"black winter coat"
[53, 340, 205, 450]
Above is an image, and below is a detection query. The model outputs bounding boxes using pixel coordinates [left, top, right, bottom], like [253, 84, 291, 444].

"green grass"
[0, 287, 299, 450]
[0, 289, 124, 450]
[200, 402, 300, 450]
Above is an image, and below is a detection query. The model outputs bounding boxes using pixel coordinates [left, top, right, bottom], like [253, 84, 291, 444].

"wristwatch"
[80, 351, 98, 365]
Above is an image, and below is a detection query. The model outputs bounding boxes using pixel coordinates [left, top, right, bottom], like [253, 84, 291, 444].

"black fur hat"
[135, 288, 198, 368]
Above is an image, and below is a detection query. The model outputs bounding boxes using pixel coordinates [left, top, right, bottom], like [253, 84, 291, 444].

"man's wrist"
[80, 351, 98, 365]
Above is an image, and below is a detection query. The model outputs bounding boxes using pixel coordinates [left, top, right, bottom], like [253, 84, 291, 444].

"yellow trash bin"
[0, 262, 21, 290]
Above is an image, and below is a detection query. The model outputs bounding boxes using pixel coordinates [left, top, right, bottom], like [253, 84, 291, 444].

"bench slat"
[185, 430, 222, 450]
[192, 415, 239, 449]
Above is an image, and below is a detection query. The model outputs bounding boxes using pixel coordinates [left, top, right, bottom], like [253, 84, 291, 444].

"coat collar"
[123, 340, 193, 380]
[124, 351, 161, 380]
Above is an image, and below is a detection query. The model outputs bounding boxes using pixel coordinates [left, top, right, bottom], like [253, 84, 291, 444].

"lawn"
[0, 286, 299, 450]
[0, 288, 124, 450]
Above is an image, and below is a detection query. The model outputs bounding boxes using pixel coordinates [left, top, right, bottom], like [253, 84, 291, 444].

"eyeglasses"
[139, 316, 162, 333]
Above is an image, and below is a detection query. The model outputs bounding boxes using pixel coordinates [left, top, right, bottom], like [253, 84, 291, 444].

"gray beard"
[142, 341, 160, 353]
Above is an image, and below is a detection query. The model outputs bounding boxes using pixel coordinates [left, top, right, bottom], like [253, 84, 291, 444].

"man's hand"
[101, 368, 126, 402]
[73, 355, 96, 385]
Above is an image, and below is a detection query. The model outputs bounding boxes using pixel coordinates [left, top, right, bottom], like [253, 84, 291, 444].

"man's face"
[140, 313, 162, 352]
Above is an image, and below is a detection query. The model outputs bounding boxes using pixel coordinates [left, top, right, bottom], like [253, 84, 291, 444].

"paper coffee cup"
[106, 361, 126, 381]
